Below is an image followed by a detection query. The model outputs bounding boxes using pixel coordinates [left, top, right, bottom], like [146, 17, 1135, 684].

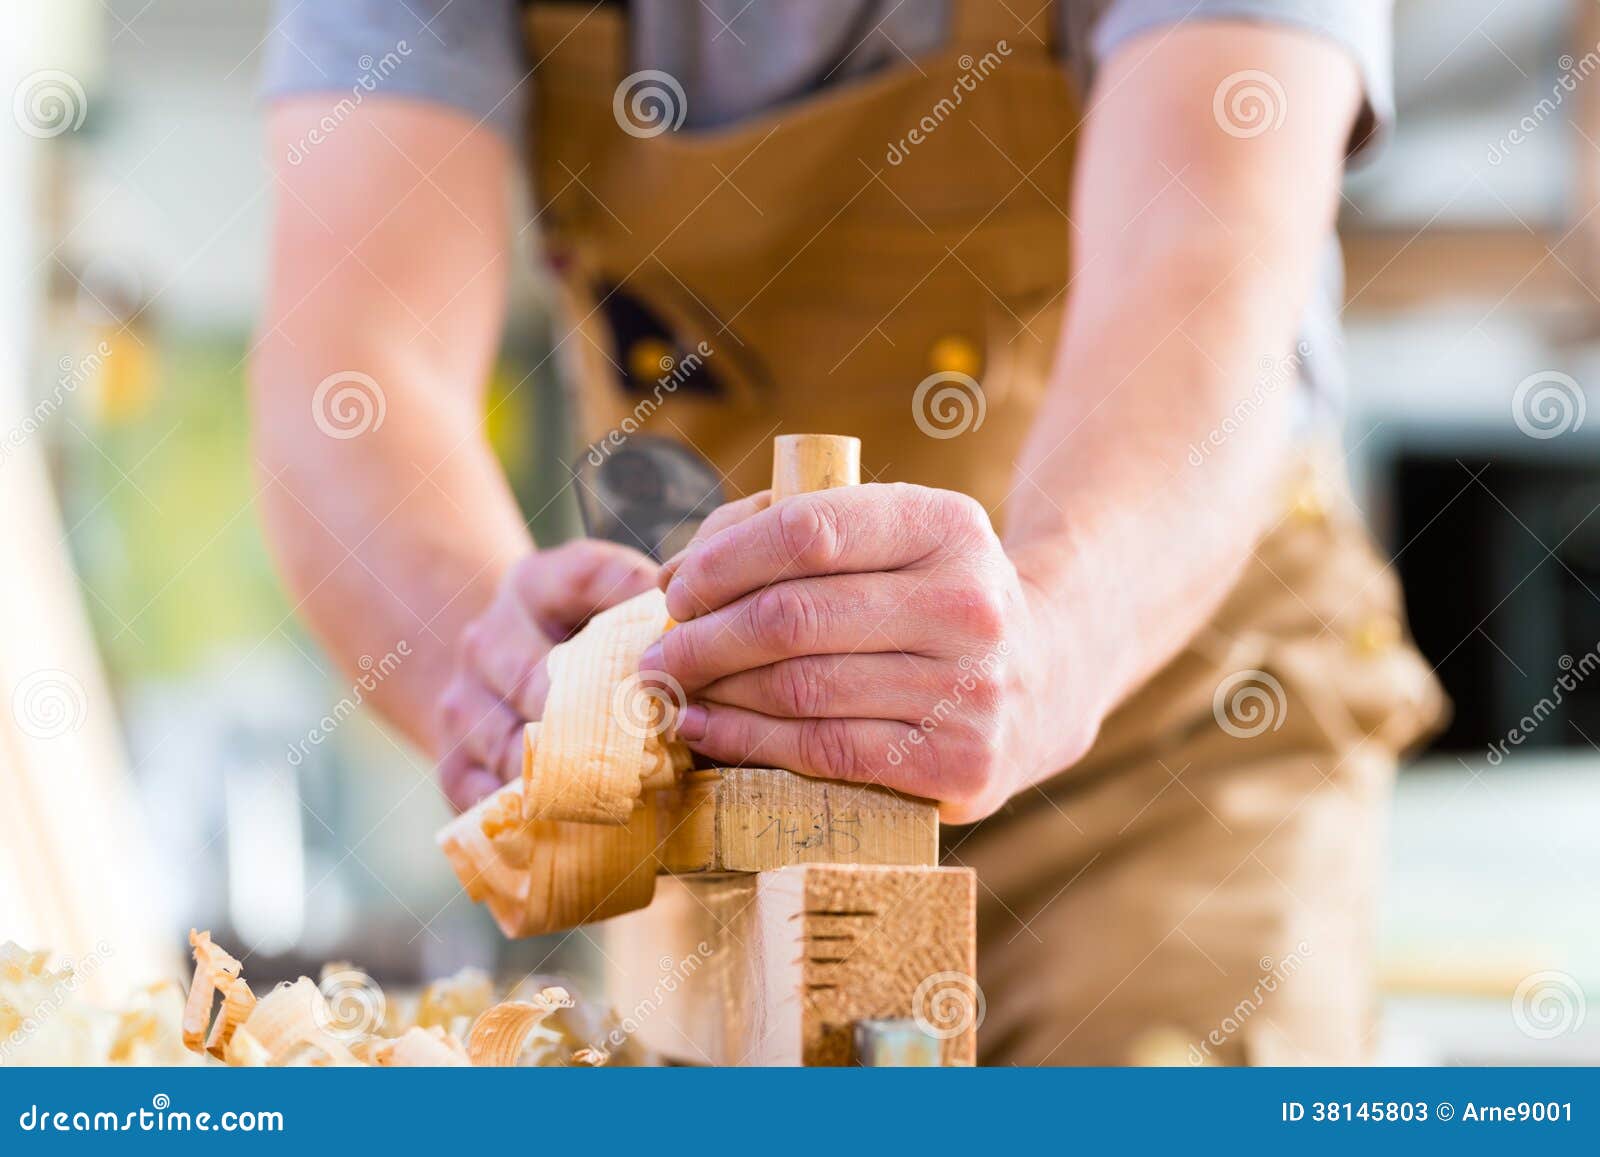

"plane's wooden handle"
[771, 434, 860, 500]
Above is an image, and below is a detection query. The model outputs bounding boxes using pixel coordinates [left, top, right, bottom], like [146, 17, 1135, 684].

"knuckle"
[766, 659, 827, 717]
[437, 687, 471, 736]
[935, 731, 999, 803]
[459, 622, 489, 666]
[776, 498, 840, 572]
[749, 584, 821, 653]
[797, 717, 860, 779]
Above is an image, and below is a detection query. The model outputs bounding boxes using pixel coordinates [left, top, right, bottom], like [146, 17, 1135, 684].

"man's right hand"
[435, 540, 659, 811]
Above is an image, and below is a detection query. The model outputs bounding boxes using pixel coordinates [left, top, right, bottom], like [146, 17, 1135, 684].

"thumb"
[518, 540, 660, 636]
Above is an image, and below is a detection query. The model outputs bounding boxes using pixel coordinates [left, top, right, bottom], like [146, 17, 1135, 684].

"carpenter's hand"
[641, 483, 1086, 823]
[436, 540, 658, 811]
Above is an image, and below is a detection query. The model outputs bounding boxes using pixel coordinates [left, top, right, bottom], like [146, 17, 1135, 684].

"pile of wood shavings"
[0, 932, 644, 1067]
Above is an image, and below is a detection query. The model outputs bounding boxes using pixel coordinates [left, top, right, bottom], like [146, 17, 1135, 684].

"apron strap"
[525, 0, 630, 90]
[950, 0, 1058, 55]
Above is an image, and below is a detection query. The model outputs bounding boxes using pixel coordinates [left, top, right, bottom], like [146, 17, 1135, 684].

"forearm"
[1006, 240, 1300, 769]
[1002, 21, 1360, 780]
[252, 348, 528, 753]
[253, 99, 525, 753]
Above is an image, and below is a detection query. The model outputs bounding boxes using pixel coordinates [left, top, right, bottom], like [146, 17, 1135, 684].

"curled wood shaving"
[571, 1046, 609, 1066]
[524, 590, 676, 824]
[370, 1026, 470, 1067]
[236, 978, 358, 1067]
[203, 976, 255, 1058]
[181, 929, 242, 1051]
[466, 988, 574, 1067]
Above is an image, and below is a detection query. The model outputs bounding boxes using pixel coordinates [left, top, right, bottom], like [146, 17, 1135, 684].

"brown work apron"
[523, 0, 1446, 1065]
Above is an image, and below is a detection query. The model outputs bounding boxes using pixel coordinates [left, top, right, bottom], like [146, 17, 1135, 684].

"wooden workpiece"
[439, 434, 979, 1064]
[605, 865, 977, 1066]
[653, 766, 938, 874]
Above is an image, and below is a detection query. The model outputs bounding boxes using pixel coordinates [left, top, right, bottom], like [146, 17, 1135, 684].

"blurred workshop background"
[2, 0, 1597, 1064]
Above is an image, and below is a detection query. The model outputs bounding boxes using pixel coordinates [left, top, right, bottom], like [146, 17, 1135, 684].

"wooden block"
[602, 864, 977, 1066]
[652, 767, 938, 874]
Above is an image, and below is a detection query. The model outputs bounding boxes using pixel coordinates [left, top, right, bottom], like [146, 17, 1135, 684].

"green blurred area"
[60, 331, 578, 684]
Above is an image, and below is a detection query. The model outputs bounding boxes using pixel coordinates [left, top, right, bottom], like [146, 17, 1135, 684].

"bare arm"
[253, 99, 526, 753]
[1005, 22, 1363, 769]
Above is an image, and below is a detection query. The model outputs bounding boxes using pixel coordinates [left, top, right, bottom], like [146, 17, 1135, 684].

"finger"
[463, 600, 551, 719]
[438, 748, 504, 813]
[659, 490, 773, 587]
[438, 676, 523, 778]
[646, 572, 961, 695]
[518, 540, 660, 634]
[675, 701, 946, 799]
[665, 484, 988, 621]
[698, 653, 953, 721]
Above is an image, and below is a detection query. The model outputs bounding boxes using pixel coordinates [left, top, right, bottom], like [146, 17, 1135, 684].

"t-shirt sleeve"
[1070, 0, 1395, 161]
[260, 0, 529, 141]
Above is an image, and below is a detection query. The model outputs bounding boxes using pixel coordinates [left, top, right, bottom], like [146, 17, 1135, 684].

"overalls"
[523, 0, 1446, 1064]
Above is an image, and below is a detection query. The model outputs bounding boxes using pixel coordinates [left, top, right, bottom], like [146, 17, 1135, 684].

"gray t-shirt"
[262, 0, 1396, 426]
